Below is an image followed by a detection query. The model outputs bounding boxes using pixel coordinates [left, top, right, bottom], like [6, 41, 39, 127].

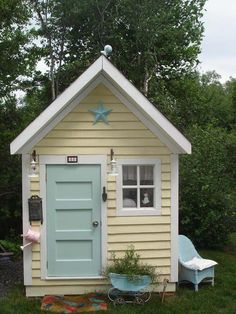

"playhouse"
[10, 55, 191, 297]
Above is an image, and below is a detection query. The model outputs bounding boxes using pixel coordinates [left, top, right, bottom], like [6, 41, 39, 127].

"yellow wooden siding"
[31, 83, 172, 289]
[48, 130, 156, 138]
[30, 177, 40, 196]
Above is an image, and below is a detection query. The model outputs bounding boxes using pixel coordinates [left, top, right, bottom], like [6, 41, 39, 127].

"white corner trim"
[22, 154, 32, 285]
[39, 155, 107, 279]
[170, 154, 179, 282]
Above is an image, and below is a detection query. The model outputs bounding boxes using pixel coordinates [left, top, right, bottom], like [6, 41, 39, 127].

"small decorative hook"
[110, 148, 114, 161]
[32, 150, 36, 161]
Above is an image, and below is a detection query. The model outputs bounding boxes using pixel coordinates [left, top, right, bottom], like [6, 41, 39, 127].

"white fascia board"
[10, 56, 104, 155]
[102, 57, 191, 154]
[15, 76, 102, 155]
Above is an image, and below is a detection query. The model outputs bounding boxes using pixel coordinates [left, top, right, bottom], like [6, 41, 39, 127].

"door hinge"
[45, 172, 47, 182]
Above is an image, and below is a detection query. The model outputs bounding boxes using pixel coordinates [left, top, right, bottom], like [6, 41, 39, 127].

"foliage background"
[0, 0, 235, 248]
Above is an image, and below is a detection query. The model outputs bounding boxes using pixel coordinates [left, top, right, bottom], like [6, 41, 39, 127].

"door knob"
[93, 221, 99, 227]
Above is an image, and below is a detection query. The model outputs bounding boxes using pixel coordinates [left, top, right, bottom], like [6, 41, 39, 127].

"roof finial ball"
[101, 45, 112, 58]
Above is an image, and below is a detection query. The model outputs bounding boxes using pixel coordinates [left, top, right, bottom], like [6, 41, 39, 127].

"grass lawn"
[0, 239, 235, 314]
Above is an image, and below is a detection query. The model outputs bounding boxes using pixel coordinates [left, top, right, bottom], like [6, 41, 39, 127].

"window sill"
[117, 208, 161, 216]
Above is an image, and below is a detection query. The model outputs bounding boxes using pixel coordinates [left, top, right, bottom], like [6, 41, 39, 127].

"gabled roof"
[10, 55, 191, 155]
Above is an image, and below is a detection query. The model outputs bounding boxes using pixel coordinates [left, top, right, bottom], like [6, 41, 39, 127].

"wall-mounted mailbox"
[28, 195, 43, 224]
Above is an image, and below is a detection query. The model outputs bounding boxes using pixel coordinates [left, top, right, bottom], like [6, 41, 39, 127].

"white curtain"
[140, 166, 153, 182]
[123, 165, 153, 183]
[123, 166, 136, 182]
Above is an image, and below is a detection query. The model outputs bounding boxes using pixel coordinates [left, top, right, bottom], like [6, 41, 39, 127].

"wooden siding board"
[108, 250, 170, 258]
[35, 147, 170, 155]
[32, 252, 40, 261]
[81, 95, 120, 104]
[108, 241, 171, 251]
[26, 282, 176, 296]
[108, 225, 170, 234]
[32, 244, 40, 252]
[108, 233, 170, 242]
[107, 216, 170, 225]
[63, 112, 139, 122]
[37, 138, 163, 147]
[47, 130, 156, 138]
[107, 257, 170, 265]
[32, 261, 40, 269]
[31, 279, 108, 286]
[25, 282, 175, 297]
[54, 121, 147, 130]
[74, 103, 130, 112]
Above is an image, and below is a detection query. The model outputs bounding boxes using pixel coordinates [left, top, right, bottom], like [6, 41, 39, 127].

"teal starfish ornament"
[89, 102, 113, 124]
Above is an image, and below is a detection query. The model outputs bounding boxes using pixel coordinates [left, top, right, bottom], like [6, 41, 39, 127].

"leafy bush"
[0, 239, 22, 259]
[180, 125, 235, 248]
[103, 245, 158, 282]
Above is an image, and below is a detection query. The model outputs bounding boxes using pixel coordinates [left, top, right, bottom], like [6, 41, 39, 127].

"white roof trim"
[101, 75, 185, 154]
[10, 55, 191, 155]
[10, 57, 103, 154]
[102, 57, 191, 154]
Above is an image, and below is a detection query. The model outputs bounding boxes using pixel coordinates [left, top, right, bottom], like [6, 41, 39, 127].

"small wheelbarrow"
[108, 273, 152, 305]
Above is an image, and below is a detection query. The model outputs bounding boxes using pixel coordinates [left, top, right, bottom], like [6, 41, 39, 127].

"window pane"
[140, 188, 154, 207]
[123, 165, 137, 185]
[140, 165, 154, 185]
[123, 188, 137, 207]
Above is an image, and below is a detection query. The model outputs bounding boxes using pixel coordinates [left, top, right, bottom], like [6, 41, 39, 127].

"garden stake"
[161, 278, 169, 303]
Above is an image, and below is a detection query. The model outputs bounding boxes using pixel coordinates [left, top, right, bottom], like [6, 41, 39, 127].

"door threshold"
[44, 276, 106, 280]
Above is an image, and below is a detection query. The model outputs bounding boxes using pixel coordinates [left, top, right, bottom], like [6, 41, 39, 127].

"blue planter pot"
[109, 272, 152, 291]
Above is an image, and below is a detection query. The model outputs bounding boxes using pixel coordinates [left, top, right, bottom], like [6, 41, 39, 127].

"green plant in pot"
[104, 245, 158, 291]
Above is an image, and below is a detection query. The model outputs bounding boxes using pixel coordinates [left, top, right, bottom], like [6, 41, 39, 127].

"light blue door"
[46, 164, 101, 277]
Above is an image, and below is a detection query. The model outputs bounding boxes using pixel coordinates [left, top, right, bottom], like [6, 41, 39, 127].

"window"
[117, 159, 161, 216]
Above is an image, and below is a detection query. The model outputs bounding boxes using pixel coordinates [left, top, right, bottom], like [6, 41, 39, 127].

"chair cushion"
[183, 257, 218, 270]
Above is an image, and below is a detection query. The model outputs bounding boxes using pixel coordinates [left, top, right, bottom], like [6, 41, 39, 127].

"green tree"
[179, 124, 235, 248]
[149, 71, 236, 248]
[27, 0, 206, 102]
[0, 0, 39, 238]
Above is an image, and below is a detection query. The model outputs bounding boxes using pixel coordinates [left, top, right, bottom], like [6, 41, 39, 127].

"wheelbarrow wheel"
[134, 296, 144, 305]
[114, 296, 125, 306]
[137, 290, 151, 302]
[108, 288, 120, 302]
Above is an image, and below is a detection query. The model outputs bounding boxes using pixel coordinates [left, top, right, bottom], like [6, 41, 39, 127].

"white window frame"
[117, 159, 161, 216]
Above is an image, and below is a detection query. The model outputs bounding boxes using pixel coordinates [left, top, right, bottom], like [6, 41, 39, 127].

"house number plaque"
[67, 156, 78, 164]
